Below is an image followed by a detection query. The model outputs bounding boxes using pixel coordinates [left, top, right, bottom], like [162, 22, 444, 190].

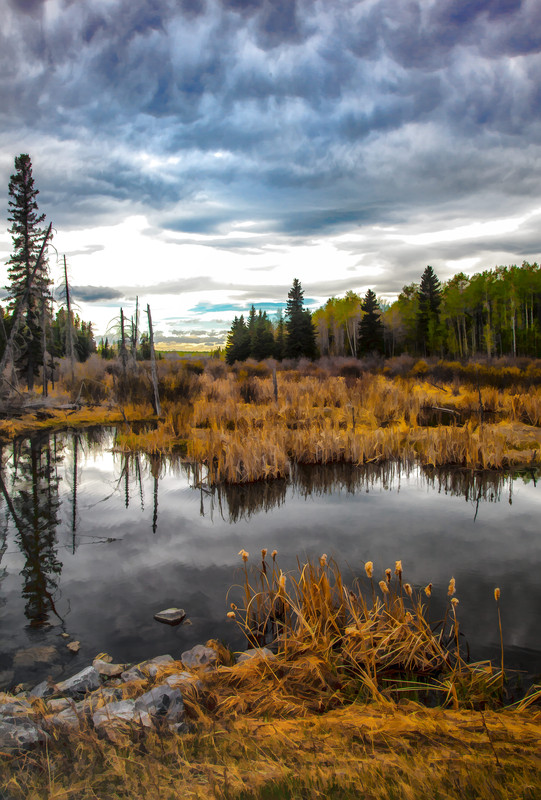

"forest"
[224, 262, 541, 364]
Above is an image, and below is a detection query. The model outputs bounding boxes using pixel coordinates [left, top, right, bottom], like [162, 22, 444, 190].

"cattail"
[379, 580, 389, 594]
[227, 611, 236, 619]
[451, 597, 459, 607]
[424, 583, 432, 598]
[395, 560, 403, 578]
[404, 583, 413, 597]
[365, 561, 373, 578]
[238, 549, 249, 563]
[319, 553, 327, 567]
[261, 548, 267, 559]
[494, 587, 500, 602]
[448, 577, 456, 596]
[278, 571, 286, 594]
[385, 568, 392, 584]
[271, 550, 277, 560]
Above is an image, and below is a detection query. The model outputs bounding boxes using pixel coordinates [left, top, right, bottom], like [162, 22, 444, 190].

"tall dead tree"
[147, 304, 161, 416]
[131, 296, 139, 367]
[63, 255, 75, 381]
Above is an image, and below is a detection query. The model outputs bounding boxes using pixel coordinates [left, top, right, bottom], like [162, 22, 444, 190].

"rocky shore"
[0, 642, 274, 752]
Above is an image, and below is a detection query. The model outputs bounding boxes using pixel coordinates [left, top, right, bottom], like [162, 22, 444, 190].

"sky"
[1, 0, 540, 350]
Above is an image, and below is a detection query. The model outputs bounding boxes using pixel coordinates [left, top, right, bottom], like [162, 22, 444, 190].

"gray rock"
[92, 700, 152, 733]
[92, 658, 126, 678]
[120, 666, 146, 682]
[48, 706, 81, 733]
[121, 655, 174, 682]
[0, 718, 48, 752]
[181, 645, 218, 670]
[154, 608, 186, 626]
[79, 687, 124, 714]
[145, 655, 175, 678]
[0, 699, 32, 718]
[56, 666, 100, 697]
[163, 672, 204, 693]
[135, 686, 186, 731]
[47, 698, 71, 714]
[236, 647, 276, 664]
[28, 679, 58, 700]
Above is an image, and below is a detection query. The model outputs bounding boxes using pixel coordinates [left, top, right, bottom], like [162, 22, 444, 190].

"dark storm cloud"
[71, 285, 124, 302]
[1, 0, 541, 295]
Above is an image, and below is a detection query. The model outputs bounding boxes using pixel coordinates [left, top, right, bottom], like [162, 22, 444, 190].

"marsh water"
[0, 427, 540, 691]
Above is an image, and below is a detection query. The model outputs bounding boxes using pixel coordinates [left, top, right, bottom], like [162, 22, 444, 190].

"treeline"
[226, 262, 541, 365]
[316, 262, 541, 360]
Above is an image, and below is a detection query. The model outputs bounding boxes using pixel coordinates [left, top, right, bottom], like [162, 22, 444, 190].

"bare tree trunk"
[119, 308, 128, 379]
[41, 301, 48, 398]
[131, 296, 139, 367]
[64, 256, 75, 382]
[147, 304, 161, 416]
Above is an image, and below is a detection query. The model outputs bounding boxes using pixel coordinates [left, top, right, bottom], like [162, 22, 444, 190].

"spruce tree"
[285, 278, 316, 359]
[417, 265, 442, 354]
[357, 289, 384, 355]
[274, 310, 285, 360]
[5, 154, 51, 389]
[225, 315, 250, 364]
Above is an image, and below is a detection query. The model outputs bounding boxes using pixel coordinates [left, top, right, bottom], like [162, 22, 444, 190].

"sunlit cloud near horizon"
[1, 0, 540, 348]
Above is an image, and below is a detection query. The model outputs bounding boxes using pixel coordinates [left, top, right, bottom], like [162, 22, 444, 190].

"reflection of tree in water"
[0, 435, 62, 627]
[216, 479, 288, 523]
[206, 461, 531, 522]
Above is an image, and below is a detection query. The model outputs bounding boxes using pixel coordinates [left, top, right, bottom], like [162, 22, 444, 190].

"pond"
[0, 428, 540, 691]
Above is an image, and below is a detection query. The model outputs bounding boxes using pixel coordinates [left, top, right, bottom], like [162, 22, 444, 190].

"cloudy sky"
[1, 0, 540, 349]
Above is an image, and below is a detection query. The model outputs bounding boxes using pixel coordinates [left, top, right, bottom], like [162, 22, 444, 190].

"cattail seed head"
[379, 580, 389, 595]
[238, 549, 249, 563]
[451, 597, 459, 607]
[424, 583, 432, 598]
[278, 571, 286, 593]
[404, 583, 413, 597]
[385, 568, 392, 584]
[271, 550, 277, 559]
[494, 587, 500, 602]
[261, 548, 267, 559]
[448, 578, 456, 596]
[320, 553, 328, 567]
[395, 560, 403, 577]
[365, 561, 373, 578]
[227, 611, 236, 619]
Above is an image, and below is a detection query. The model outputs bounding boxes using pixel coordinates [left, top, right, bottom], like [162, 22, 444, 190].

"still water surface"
[0, 428, 539, 690]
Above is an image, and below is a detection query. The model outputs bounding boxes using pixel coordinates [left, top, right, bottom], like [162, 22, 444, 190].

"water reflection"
[0, 428, 539, 690]
[0, 435, 62, 626]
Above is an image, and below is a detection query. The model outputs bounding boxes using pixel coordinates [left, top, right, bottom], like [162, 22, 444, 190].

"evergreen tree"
[274, 310, 286, 360]
[417, 265, 442, 354]
[225, 315, 251, 364]
[285, 278, 316, 359]
[5, 154, 52, 389]
[357, 289, 384, 355]
[252, 310, 275, 360]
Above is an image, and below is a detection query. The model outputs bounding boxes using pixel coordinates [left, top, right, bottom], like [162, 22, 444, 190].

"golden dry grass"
[1, 361, 540, 482]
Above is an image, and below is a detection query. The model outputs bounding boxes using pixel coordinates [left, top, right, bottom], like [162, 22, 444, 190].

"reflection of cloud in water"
[0, 429, 539, 688]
